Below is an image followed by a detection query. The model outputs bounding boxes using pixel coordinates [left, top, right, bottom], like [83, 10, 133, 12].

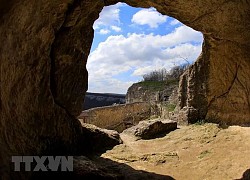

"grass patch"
[166, 79, 179, 86]
[137, 81, 165, 91]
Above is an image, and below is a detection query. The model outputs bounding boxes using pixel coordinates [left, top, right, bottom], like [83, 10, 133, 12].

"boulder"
[123, 119, 177, 139]
[80, 123, 122, 153]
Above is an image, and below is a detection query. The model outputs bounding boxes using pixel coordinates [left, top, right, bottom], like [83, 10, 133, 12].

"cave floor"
[101, 123, 250, 180]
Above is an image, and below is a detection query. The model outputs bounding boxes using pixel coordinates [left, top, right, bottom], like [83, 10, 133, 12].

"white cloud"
[132, 66, 159, 77]
[88, 77, 134, 94]
[93, 3, 123, 30]
[99, 29, 110, 35]
[111, 25, 122, 32]
[132, 8, 167, 28]
[87, 25, 203, 93]
[170, 19, 181, 26]
[131, 43, 200, 76]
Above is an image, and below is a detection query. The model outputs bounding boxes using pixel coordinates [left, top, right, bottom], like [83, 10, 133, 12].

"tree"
[142, 68, 168, 82]
[142, 65, 189, 82]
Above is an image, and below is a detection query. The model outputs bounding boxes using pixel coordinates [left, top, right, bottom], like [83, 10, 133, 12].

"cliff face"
[126, 81, 178, 104]
[1, 0, 250, 178]
[177, 33, 250, 124]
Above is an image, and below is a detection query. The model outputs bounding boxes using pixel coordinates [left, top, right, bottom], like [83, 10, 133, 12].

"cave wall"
[0, 0, 105, 179]
[1, 0, 250, 179]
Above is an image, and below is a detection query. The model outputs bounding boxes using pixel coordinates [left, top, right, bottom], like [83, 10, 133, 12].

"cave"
[0, 0, 250, 179]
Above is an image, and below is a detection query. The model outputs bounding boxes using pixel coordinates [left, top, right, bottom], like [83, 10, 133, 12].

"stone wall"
[78, 102, 159, 132]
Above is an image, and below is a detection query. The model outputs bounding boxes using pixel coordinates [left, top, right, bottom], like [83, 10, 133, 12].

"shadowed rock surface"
[30, 156, 174, 180]
[80, 123, 122, 153]
[0, 0, 250, 179]
[237, 169, 250, 180]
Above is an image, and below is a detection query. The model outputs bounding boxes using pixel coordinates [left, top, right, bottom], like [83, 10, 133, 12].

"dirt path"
[101, 123, 250, 180]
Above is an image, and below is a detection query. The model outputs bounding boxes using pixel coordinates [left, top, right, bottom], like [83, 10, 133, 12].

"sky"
[87, 3, 203, 94]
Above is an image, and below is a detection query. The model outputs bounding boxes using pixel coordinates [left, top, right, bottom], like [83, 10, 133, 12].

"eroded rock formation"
[1, 0, 250, 179]
[126, 81, 178, 104]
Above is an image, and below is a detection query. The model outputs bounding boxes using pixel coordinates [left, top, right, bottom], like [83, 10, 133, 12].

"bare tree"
[143, 68, 168, 82]
[142, 64, 189, 82]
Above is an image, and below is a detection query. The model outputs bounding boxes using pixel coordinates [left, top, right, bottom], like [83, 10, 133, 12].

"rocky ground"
[100, 123, 250, 180]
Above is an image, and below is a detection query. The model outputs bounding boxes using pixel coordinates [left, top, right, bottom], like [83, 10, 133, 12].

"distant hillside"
[83, 92, 126, 110]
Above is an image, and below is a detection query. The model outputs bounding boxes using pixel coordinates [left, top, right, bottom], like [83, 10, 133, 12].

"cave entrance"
[80, 2, 203, 131]
[87, 2, 203, 95]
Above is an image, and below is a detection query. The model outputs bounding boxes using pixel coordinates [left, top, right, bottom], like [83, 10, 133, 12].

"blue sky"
[87, 3, 203, 94]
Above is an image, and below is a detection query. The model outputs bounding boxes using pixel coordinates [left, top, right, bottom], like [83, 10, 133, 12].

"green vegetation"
[136, 78, 179, 92]
[166, 79, 179, 86]
[165, 103, 176, 112]
[137, 81, 165, 91]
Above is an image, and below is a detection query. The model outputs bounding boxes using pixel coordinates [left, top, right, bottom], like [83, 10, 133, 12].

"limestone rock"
[123, 119, 177, 139]
[126, 81, 178, 104]
[80, 123, 122, 153]
[171, 106, 200, 124]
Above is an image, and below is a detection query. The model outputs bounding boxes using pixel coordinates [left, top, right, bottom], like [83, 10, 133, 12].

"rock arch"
[0, 0, 250, 178]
